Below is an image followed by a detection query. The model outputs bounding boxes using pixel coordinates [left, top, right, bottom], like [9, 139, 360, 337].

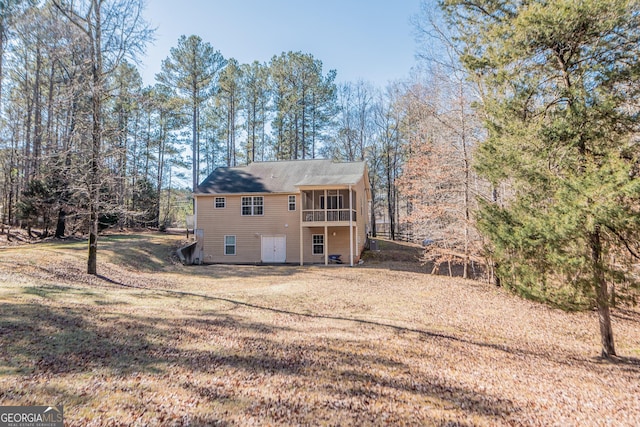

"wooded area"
[441, 0, 640, 357]
[0, 0, 480, 271]
[1, 0, 639, 358]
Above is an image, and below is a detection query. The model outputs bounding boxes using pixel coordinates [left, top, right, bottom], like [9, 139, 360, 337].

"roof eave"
[194, 190, 298, 196]
[295, 183, 359, 190]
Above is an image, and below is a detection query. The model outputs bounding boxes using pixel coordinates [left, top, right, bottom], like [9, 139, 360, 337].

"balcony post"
[349, 184, 354, 266]
[323, 188, 327, 222]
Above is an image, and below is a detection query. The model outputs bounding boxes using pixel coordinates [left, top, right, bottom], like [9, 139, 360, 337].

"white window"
[241, 196, 264, 216]
[215, 197, 226, 208]
[312, 234, 324, 255]
[224, 235, 236, 255]
[288, 195, 296, 211]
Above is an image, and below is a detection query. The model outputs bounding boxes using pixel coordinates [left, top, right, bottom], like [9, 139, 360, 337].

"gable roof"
[195, 159, 367, 195]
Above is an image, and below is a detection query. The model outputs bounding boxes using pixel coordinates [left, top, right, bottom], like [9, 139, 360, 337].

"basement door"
[261, 236, 286, 263]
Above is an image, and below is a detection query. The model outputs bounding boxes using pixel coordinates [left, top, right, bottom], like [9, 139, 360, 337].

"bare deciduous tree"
[397, 69, 485, 278]
[54, 0, 152, 274]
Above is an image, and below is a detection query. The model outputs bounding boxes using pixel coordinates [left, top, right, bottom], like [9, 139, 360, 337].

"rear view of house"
[194, 159, 371, 266]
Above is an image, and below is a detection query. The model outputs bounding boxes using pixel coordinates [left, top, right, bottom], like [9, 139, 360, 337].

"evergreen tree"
[269, 52, 337, 160]
[108, 60, 142, 228]
[16, 178, 55, 237]
[156, 35, 226, 192]
[441, 0, 640, 357]
[145, 84, 187, 227]
[241, 61, 270, 163]
[216, 58, 243, 166]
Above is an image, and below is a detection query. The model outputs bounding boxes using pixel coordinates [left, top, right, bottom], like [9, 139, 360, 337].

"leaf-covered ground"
[0, 233, 639, 426]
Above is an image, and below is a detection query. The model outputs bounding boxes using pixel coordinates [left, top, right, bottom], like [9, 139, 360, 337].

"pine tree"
[241, 61, 270, 163]
[269, 52, 336, 160]
[216, 58, 243, 166]
[156, 35, 226, 192]
[442, 0, 640, 357]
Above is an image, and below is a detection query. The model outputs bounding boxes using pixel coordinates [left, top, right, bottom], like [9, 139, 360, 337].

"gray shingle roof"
[195, 159, 367, 194]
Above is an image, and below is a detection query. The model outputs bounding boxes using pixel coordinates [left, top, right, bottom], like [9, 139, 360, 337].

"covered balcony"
[301, 189, 357, 226]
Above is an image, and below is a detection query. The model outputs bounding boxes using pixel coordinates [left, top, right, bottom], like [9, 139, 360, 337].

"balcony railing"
[302, 209, 356, 223]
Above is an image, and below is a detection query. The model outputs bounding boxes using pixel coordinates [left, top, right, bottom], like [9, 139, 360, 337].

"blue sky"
[140, 0, 424, 87]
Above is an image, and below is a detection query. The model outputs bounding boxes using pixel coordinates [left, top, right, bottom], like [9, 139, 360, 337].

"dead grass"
[0, 232, 639, 426]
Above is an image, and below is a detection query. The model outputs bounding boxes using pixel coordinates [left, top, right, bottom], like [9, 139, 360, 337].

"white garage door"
[261, 236, 286, 263]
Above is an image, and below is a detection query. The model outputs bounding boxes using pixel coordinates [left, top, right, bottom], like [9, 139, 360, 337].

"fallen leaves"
[0, 234, 639, 425]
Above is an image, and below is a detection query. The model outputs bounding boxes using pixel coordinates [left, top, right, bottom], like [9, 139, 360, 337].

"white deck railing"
[302, 209, 356, 223]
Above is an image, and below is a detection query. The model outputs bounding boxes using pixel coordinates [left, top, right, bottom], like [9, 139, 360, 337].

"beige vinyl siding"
[354, 175, 369, 259]
[195, 168, 370, 265]
[327, 228, 352, 259]
[303, 227, 327, 263]
[302, 227, 358, 264]
[196, 193, 301, 264]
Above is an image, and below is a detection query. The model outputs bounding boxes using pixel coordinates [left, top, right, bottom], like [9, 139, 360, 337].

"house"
[193, 159, 371, 266]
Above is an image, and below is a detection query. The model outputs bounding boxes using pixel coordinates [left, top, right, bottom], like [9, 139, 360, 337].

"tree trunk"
[33, 44, 42, 179]
[87, 0, 103, 276]
[116, 80, 127, 230]
[156, 115, 165, 228]
[55, 208, 66, 238]
[8, 137, 16, 226]
[590, 226, 616, 358]
[386, 152, 395, 241]
[461, 84, 471, 280]
[162, 166, 172, 228]
[301, 90, 306, 159]
[0, 18, 4, 113]
[45, 61, 56, 155]
[192, 100, 198, 191]
[369, 183, 377, 238]
[87, 204, 98, 274]
[24, 61, 32, 185]
[231, 95, 236, 166]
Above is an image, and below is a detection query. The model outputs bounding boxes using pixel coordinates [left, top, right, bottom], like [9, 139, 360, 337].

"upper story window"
[288, 195, 296, 211]
[242, 196, 264, 216]
[215, 197, 226, 208]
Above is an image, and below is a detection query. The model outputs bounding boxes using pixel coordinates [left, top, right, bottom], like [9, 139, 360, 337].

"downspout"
[193, 195, 198, 232]
[349, 185, 354, 266]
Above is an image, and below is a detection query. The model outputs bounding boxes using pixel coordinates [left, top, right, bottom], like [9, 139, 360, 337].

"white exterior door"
[261, 236, 286, 263]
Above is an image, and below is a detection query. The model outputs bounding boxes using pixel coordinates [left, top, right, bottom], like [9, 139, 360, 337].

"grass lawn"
[0, 232, 639, 426]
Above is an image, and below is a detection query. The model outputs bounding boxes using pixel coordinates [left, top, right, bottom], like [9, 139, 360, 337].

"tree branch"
[605, 224, 640, 260]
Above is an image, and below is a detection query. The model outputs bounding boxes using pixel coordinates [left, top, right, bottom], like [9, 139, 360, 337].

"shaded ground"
[0, 233, 639, 426]
[362, 238, 486, 279]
